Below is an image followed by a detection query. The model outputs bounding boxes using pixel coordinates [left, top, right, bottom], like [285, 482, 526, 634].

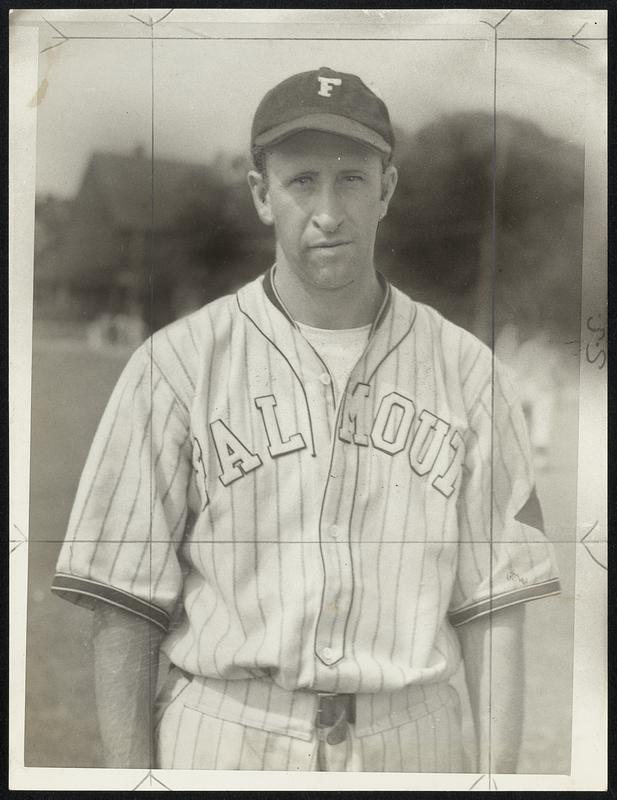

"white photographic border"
[9, 8, 607, 791]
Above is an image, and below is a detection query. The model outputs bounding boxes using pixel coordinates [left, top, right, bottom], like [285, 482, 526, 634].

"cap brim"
[253, 112, 392, 155]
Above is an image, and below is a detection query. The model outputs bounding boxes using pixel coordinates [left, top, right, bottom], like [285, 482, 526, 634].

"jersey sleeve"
[448, 358, 561, 627]
[51, 342, 193, 633]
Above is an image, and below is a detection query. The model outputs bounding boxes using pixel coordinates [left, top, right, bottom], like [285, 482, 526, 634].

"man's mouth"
[309, 241, 351, 249]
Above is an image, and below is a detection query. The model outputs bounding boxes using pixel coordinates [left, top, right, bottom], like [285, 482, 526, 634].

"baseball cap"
[251, 67, 394, 159]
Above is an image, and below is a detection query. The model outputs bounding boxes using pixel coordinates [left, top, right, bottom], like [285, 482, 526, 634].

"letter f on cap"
[318, 75, 342, 97]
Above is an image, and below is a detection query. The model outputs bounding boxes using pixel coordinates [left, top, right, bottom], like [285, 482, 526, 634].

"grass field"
[24, 331, 577, 772]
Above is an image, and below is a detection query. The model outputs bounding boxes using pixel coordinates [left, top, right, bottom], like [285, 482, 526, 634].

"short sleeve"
[51, 343, 193, 632]
[448, 359, 561, 627]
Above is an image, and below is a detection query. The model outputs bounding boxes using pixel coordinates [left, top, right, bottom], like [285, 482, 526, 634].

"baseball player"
[52, 67, 560, 773]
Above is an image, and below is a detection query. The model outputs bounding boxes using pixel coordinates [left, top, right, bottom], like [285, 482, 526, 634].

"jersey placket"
[311, 293, 407, 669]
[308, 304, 394, 668]
[313, 355, 369, 668]
[250, 269, 393, 670]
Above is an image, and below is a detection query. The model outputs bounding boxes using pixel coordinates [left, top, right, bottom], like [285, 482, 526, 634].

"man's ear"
[247, 170, 274, 226]
[379, 164, 398, 220]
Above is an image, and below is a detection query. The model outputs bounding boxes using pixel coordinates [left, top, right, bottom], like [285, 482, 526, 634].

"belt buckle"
[316, 693, 356, 746]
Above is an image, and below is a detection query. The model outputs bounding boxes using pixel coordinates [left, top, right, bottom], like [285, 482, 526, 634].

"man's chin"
[299, 253, 362, 289]
[304, 264, 357, 291]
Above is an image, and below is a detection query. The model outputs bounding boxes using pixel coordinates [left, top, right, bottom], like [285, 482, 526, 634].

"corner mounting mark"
[42, 16, 67, 39]
[468, 774, 498, 790]
[40, 16, 68, 54]
[581, 520, 607, 571]
[42, 12, 188, 52]
[571, 22, 589, 49]
[40, 40, 67, 54]
[10, 524, 27, 552]
[12, 524, 26, 542]
[131, 769, 171, 791]
[481, 9, 513, 30]
[129, 9, 174, 29]
[179, 25, 214, 40]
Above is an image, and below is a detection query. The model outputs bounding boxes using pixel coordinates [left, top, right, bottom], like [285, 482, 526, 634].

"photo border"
[8, 8, 607, 791]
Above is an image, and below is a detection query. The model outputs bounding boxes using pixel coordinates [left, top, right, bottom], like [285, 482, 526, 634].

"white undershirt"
[297, 321, 371, 403]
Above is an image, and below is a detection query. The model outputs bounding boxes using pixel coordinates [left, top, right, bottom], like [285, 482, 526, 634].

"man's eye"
[292, 176, 313, 186]
[344, 175, 364, 183]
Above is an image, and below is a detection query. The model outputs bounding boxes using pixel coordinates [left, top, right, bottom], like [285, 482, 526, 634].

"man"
[52, 67, 560, 773]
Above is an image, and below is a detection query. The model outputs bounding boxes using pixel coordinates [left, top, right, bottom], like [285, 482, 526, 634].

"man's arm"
[456, 603, 525, 774]
[92, 602, 165, 768]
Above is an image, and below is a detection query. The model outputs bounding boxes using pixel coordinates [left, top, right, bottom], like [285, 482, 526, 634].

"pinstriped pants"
[155, 670, 465, 772]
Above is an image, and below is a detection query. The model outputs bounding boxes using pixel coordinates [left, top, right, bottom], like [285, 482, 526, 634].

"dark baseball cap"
[251, 67, 394, 158]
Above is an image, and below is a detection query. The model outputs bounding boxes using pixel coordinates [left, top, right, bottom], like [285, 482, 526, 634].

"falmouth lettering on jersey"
[195, 382, 465, 500]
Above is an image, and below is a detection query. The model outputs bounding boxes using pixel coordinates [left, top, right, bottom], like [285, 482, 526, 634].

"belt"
[164, 672, 456, 743]
[315, 693, 356, 745]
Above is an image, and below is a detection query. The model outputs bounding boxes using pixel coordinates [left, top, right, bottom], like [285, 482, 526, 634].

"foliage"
[378, 112, 584, 337]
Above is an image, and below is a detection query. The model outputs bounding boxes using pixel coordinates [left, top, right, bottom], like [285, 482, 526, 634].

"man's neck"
[272, 263, 384, 330]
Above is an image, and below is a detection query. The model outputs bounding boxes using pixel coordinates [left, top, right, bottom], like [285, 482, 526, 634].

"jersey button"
[319, 372, 331, 386]
[330, 524, 342, 541]
[322, 647, 334, 663]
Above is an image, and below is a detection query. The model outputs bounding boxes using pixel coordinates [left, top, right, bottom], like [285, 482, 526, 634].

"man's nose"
[311, 186, 344, 234]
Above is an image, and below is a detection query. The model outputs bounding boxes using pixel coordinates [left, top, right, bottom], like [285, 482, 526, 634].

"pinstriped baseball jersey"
[52, 268, 560, 697]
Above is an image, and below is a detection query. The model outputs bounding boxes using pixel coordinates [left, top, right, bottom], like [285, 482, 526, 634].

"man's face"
[248, 130, 397, 291]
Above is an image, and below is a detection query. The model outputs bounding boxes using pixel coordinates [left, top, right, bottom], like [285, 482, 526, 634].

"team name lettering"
[204, 383, 465, 496]
[432, 430, 465, 497]
[338, 382, 370, 445]
[210, 419, 263, 486]
[254, 395, 306, 457]
[371, 392, 415, 455]
[191, 436, 210, 509]
[409, 410, 450, 476]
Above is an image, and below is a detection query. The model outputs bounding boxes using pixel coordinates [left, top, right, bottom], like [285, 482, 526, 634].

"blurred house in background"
[34, 194, 74, 317]
[33, 145, 271, 332]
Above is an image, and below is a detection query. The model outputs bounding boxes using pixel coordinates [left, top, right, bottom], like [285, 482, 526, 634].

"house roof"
[86, 150, 221, 233]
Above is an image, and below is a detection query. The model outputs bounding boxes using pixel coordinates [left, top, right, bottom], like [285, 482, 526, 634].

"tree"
[378, 112, 584, 343]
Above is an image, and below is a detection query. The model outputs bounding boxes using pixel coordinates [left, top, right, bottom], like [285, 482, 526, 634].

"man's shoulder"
[390, 288, 498, 409]
[153, 291, 239, 354]
[122, 292, 240, 402]
[393, 288, 490, 363]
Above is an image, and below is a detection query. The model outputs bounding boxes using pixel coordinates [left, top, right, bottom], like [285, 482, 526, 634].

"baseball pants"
[155, 669, 464, 772]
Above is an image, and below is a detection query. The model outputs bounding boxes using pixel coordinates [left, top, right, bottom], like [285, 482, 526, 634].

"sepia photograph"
[9, 8, 606, 791]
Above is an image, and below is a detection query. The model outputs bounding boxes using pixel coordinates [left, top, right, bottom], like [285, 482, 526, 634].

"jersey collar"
[262, 265, 392, 338]
[236, 267, 416, 388]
